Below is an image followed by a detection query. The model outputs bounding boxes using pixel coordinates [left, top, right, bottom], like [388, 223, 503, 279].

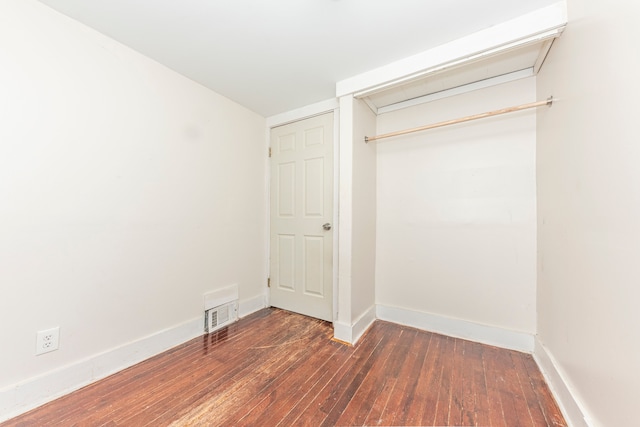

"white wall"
[351, 99, 377, 322]
[536, 0, 640, 425]
[0, 0, 266, 413]
[335, 96, 377, 343]
[376, 78, 537, 334]
[336, 96, 355, 336]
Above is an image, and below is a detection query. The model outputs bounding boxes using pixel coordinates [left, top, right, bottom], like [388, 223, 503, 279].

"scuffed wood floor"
[3, 308, 566, 426]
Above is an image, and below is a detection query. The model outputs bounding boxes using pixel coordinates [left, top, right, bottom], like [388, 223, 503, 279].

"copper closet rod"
[364, 96, 553, 143]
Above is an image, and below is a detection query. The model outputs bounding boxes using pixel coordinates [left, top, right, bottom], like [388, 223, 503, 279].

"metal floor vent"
[205, 301, 238, 333]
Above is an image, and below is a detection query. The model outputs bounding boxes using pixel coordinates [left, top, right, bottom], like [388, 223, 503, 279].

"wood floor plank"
[319, 329, 394, 427]
[459, 340, 477, 426]
[145, 311, 322, 426]
[469, 340, 491, 426]
[2, 309, 567, 427]
[361, 325, 418, 426]
[184, 319, 332, 426]
[85, 310, 270, 422]
[504, 350, 539, 427]
[376, 328, 420, 425]
[311, 323, 393, 427]
[274, 322, 387, 426]
[521, 353, 567, 426]
[448, 338, 466, 426]
[270, 343, 352, 427]
[432, 336, 455, 426]
[492, 346, 527, 427]
[78, 310, 294, 426]
[332, 325, 404, 427]
[513, 352, 552, 426]
[10, 337, 205, 426]
[115, 310, 299, 425]
[232, 340, 344, 426]
[419, 333, 446, 426]
[390, 329, 432, 426]
[484, 345, 509, 427]
[361, 377, 397, 426]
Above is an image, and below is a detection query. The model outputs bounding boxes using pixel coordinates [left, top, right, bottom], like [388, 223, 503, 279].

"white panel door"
[270, 113, 333, 321]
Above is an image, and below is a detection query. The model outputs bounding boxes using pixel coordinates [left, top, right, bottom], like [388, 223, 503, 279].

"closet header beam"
[364, 97, 553, 143]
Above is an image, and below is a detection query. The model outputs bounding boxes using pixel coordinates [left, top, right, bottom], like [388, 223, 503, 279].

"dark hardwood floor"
[2, 308, 566, 426]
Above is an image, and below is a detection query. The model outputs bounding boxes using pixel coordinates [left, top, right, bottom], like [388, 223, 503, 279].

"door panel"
[277, 162, 296, 217]
[303, 235, 324, 296]
[304, 157, 324, 217]
[270, 113, 333, 321]
[277, 234, 296, 291]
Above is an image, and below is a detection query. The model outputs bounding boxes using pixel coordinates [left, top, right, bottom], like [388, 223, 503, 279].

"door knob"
[322, 223, 332, 231]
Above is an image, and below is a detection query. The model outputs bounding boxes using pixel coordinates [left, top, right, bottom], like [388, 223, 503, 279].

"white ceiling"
[37, 0, 559, 117]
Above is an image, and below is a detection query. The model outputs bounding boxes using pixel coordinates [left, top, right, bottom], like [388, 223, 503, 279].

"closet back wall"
[375, 78, 537, 334]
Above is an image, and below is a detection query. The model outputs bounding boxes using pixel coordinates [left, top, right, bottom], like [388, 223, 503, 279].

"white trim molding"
[239, 294, 267, 318]
[336, 2, 567, 98]
[352, 306, 377, 345]
[332, 305, 376, 345]
[265, 105, 341, 326]
[0, 317, 204, 423]
[266, 98, 339, 129]
[376, 305, 534, 353]
[533, 338, 593, 427]
[333, 321, 353, 344]
[376, 68, 534, 115]
[0, 296, 268, 422]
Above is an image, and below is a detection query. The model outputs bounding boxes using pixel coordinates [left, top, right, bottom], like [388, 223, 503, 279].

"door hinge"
[267, 277, 271, 287]
[268, 147, 272, 158]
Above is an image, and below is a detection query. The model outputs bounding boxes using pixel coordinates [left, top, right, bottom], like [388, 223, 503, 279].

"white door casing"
[269, 113, 333, 322]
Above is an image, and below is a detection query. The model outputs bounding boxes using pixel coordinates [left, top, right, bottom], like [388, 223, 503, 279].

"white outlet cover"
[36, 327, 60, 355]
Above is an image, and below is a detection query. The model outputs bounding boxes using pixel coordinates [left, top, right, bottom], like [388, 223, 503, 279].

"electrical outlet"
[36, 327, 60, 355]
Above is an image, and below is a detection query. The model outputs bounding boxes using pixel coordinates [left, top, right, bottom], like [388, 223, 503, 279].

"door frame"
[265, 98, 340, 322]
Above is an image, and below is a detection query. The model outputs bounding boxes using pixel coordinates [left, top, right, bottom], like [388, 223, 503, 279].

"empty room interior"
[1, 0, 638, 425]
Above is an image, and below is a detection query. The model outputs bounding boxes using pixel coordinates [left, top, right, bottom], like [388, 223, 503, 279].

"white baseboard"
[239, 294, 266, 318]
[351, 306, 376, 344]
[376, 304, 534, 353]
[533, 338, 592, 427]
[333, 321, 353, 344]
[0, 295, 267, 423]
[332, 305, 376, 345]
[0, 316, 204, 423]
